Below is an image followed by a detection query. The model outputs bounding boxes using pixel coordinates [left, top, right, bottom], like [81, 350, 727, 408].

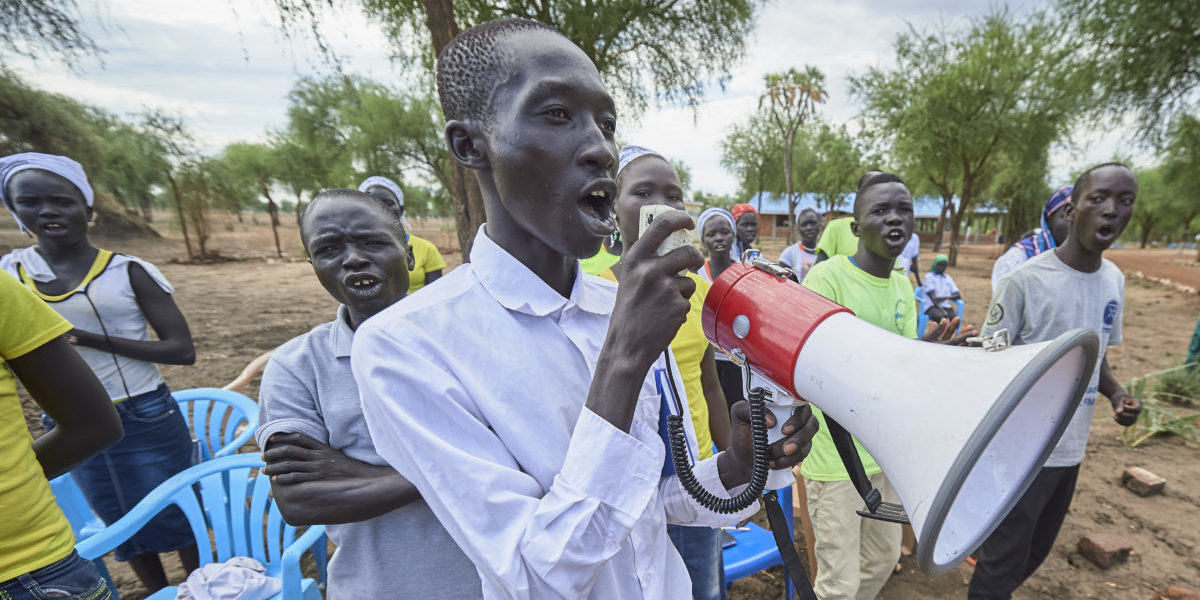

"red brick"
[1122, 466, 1166, 496]
[1077, 532, 1133, 569]
[1155, 584, 1200, 600]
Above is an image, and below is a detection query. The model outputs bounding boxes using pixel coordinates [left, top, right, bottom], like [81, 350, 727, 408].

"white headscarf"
[617, 145, 664, 177]
[0, 153, 95, 233]
[697, 207, 736, 239]
[358, 175, 411, 231]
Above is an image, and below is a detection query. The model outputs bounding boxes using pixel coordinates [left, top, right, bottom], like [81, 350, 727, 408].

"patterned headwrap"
[731, 203, 757, 223]
[0, 153, 95, 233]
[1014, 186, 1072, 258]
[617, 145, 664, 177]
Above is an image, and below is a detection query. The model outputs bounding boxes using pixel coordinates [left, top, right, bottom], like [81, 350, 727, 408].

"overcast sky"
[8, 0, 1152, 197]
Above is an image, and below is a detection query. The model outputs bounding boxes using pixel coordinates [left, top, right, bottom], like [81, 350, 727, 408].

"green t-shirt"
[799, 255, 917, 481]
[580, 247, 620, 276]
[814, 217, 858, 258]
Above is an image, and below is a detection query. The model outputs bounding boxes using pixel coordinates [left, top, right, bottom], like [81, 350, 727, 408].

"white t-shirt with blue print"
[983, 250, 1124, 468]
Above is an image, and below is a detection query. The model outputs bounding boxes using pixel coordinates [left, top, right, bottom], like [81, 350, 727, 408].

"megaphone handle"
[762, 490, 818, 600]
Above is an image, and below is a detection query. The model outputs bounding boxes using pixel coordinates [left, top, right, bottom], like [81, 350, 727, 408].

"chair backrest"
[48, 473, 105, 538]
[173, 388, 259, 460]
[75, 454, 305, 568]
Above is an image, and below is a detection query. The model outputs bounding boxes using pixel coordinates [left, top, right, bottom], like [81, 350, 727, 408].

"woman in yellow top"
[598, 145, 732, 600]
[359, 175, 446, 292]
[0, 271, 122, 599]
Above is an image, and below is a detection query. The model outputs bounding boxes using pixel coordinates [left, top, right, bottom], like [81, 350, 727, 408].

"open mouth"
[885, 229, 906, 244]
[1095, 223, 1116, 241]
[578, 182, 616, 236]
[42, 223, 65, 233]
[344, 273, 383, 296]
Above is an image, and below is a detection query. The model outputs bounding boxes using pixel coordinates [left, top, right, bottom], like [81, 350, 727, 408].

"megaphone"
[702, 260, 1099, 575]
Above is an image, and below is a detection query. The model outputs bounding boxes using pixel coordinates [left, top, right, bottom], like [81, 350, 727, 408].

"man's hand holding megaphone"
[921, 316, 978, 346]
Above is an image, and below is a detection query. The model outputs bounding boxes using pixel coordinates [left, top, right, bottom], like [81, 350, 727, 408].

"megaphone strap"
[762, 490, 818, 600]
[824, 417, 910, 525]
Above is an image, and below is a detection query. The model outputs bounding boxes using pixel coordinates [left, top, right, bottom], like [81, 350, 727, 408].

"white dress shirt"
[353, 228, 756, 600]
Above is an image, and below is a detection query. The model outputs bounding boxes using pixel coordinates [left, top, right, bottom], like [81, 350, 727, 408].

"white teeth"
[589, 190, 608, 198]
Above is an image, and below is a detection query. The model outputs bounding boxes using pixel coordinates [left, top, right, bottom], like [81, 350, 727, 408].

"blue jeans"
[0, 551, 110, 600]
[668, 525, 727, 600]
[43, 384, 197, 561]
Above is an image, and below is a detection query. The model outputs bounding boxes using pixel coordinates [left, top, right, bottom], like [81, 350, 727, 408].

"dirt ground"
[3, 212, 1197, 600]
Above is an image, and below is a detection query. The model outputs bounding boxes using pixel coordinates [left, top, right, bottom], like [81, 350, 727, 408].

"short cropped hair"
[300, 188, 404, 250]
[1070, 162, 1133, 203]
[436, 18, 562, 127]
[853, 173, 907, 216]
[856, 169, 884, 191]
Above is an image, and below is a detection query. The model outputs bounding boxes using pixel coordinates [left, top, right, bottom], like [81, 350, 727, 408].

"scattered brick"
[1077, 532, 1133, 569]
[1155, 584, 1200, 600]
[1122, 466, 1166, 496]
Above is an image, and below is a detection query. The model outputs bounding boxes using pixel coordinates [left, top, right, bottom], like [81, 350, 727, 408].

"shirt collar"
[330, 305, 355, 358]
[469, 226, 609, 317]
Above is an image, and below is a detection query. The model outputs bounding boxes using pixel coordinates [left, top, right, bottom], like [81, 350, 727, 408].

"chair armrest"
[280, 525, 326, 600]
[213, 426, 255, 458]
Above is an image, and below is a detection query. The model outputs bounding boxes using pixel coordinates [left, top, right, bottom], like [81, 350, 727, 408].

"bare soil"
[4, 212, 1197, 600]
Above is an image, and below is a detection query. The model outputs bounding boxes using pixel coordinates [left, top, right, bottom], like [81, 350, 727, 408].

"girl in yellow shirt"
[601, 146, 732, 600]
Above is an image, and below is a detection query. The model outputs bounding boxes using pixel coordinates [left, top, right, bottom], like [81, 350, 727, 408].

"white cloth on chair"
[175, 556, 281, 600]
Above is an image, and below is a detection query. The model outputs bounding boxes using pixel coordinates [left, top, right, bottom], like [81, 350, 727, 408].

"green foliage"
[0, 0, 99, 63]
[720, 111, 784, 201]
[806, 123, 863, 213]
[692, 190, 736, 211]
[1057, 0, 1200, 144]
[274, 0, 763, 116]
[759, 66, 827, 241]
[851, 10, 1085, 263]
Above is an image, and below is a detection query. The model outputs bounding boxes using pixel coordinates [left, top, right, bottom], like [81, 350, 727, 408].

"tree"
[1057, 0, 1200, 144]
[0, 0, 100, 63]
[851, 11, 1085, 264]
[141, 111, 200, 258]
[222, 142, 286, 257]
[720, 112, 784, 202]
[272, 0, 763, 257]
[806, 123, 862, 214]
[759, 66, 827, 243]
[1161, 113, 1200, 259]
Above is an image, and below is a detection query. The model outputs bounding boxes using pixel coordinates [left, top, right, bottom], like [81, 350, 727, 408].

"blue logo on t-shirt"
[1103, 301, 1118, 326]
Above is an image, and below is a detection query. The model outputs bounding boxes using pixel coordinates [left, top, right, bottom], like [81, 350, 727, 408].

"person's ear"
[406, 244, 415, 271]
[850, 219, 860, 238]
[85, 206, 94, 222]
[445, 120, 489, 171]
[1060, 202, 1076, 223]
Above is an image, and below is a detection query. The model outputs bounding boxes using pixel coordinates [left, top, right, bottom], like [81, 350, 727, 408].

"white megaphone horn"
[702, 260, 1099, 576]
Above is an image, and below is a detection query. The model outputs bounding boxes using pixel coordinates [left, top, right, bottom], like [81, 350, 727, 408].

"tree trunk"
[295, 192, 304, 227]
[166, 171, 194, 259]
[421, 0, 481, 260]
[949, 178, 972, 266]
[932, 198, 950, 252]
[258, 178, 283, 258]
[783, 128, 796, 244]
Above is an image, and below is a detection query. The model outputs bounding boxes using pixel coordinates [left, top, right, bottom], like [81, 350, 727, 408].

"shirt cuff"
[255, 419, 329, 449]
[557, 407, 660, 520]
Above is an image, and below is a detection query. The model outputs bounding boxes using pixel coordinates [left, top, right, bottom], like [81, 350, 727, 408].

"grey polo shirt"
[256, 305, 481, 600]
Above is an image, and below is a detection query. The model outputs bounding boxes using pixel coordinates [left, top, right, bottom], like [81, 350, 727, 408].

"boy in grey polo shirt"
[968, 164, 1142, 600]
[256, 189, 480, 600]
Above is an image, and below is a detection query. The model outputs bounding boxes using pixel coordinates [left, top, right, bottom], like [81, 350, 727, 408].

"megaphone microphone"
[702, 258, 1100, 576]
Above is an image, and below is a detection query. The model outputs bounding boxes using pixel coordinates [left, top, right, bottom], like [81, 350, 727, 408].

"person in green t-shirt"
[800, 172, 974, 600]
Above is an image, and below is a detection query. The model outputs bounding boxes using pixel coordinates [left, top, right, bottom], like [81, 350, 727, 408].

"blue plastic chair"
[75, 454, 325, 600]
[48, 474, 120, 599]
[172, 388, 259, 460]
[724, 486, 797, 599]
[915, 286, 964, 336]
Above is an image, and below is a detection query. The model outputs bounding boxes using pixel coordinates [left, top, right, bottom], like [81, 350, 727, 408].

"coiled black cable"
[666, 385, 770, 513]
